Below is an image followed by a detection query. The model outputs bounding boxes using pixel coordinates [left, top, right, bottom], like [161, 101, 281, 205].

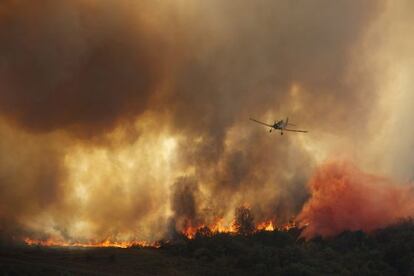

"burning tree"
[233, 206, 255, 235]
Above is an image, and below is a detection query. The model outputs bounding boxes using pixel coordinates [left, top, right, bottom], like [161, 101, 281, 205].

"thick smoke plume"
[0, 0, 166, 136]
[298, 160, 414, 239]
[2, 0, 409, 243]
[170, 177, 201, 232]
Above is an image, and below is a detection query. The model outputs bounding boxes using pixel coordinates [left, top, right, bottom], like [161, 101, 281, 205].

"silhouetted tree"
[233, 206, 255, 235]
[195, 226, 213, 239]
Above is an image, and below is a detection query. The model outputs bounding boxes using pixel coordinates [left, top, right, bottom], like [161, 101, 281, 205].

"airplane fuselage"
[272, 120, 285, 130]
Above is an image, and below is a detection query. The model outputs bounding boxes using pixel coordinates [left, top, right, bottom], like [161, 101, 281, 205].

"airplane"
[249, 117, 308, 135]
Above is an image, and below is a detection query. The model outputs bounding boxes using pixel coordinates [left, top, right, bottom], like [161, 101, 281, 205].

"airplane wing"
[284, 128, 308, 133]
[249, 118, 273, 127]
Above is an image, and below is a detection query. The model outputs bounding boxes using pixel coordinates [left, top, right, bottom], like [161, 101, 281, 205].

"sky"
[0, 0, 413, 243]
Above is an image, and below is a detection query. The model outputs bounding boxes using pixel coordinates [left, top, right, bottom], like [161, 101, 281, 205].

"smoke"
[0, 121, 72, 246]
[0, 0, 167, 137]
[368, 1, 414, 181]
[1, 0, 407, 243]
[170, 177, 201, 231]
[165, 0, 386, 232]
[297, 160, 414, 239]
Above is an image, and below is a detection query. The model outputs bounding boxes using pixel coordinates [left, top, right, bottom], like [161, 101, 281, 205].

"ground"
[1, 220, 414, 275]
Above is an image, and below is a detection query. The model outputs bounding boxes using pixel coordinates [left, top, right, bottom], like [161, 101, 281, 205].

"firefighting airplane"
[249, 117, 308, 135]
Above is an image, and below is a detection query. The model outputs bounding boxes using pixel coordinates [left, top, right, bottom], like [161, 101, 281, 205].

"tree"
[234, 206, 255, 235]
[195, 226, 213, 239]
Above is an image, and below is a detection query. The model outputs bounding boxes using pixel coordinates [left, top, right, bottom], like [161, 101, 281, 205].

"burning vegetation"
[176, 206, 297, 241]
[17, 159, 414, 250]
[22, 205, 298, 249]
[23, 238, 160, 249]
[3, 220, 414, 275]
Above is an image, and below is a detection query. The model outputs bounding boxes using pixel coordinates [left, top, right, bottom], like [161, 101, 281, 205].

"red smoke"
[298, 160, 414, 239]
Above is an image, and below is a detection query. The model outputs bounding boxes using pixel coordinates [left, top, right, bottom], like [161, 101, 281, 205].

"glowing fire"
[181, 219, 298, 239]
[24, 238, 160, 249]
[181, 226, 199, 239]
[211, 220, 238, 234]
[257, 220, 275, 231]
[181, 219, 239, 239]
[24, 219, 299, 248]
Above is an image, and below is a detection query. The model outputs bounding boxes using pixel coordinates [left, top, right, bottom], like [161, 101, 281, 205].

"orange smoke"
[297, 160, 414, 239]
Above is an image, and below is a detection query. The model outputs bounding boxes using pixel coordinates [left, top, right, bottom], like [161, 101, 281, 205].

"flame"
[180, 219, 298, 239]
[212, 219, 238, 234]
[181, 226, 199, 239]
[181, 220, 238, 239]
[23, 217, 300, 248]
[24, 238, 160, 249]
[257, 220, 275, 231]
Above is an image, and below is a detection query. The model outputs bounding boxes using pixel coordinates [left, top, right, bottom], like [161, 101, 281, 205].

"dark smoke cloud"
[0, 0, 165, 137]
[171, 177, 201, 231]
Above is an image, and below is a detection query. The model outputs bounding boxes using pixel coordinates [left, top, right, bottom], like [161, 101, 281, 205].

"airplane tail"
[286, 117, 297, 126]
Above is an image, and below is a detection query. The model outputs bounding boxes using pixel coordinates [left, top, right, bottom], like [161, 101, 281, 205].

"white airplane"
[250, 117, 308, 135]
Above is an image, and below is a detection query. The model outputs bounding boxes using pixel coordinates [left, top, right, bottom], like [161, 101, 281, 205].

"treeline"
[161, 219, 414, 275]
